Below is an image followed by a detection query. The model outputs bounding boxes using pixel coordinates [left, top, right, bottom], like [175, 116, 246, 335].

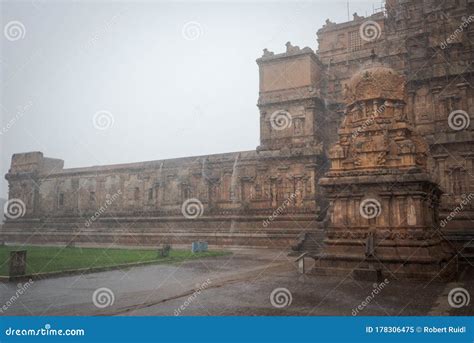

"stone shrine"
[315, 65, 456, 279]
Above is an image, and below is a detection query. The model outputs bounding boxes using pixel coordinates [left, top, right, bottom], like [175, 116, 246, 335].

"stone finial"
[285, 41, 300, 53]
[353, 12, 362, 20]
[324, 19, 335, 27]
[262, 48, 274, 57]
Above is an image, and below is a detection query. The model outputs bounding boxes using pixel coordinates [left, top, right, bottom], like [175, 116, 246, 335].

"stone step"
[1, 227, 309, 235]
[458, 241, 474, 263]
[297, 230, 327, 254]
[0, 227, 304, 248]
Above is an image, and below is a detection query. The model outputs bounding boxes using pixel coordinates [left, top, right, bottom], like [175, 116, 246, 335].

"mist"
[0, 0, 380, 198]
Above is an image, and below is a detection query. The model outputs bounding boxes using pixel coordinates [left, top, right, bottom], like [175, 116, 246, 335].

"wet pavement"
[0, 249, 472, 316]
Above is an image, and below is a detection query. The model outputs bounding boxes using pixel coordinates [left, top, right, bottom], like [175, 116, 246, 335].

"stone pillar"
[348, 198, 355, 226]
[9, 250, 27, 277]
[354, 197, 361, 227]
[406, 196, 417, 226]
[415, 195, 428, 227]
[430, 86, 442, 123]
[259, 111, 266, 148]
[380, 195, 391, 227]
[463, 155, 474, 195]
[456, 83, 469, 112]
[333, 199, 343, 226]
[407, 89, 416, 125]
[295, 177, 303, 207]
[392, 196, 403, 227]
[433, 155, 448, 192]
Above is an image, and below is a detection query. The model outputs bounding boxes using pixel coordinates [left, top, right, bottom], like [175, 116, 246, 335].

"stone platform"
[0, 214, 318, 249]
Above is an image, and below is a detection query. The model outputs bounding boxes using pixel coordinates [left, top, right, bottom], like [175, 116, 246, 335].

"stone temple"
[2, 0, 473, 278]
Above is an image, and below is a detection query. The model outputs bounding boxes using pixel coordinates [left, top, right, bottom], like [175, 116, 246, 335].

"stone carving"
[330, 66, 430, 173]
[285, 41, 300, 53]
[262, 48, 274, 57]
[324, 19, 335, 27]
[344, 66, 405, 105]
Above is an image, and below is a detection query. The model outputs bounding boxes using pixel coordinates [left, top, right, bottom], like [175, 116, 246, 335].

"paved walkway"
[0, 249, 472, 316]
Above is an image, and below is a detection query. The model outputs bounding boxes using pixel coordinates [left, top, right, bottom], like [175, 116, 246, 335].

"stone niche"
[315, 65, 457, 280]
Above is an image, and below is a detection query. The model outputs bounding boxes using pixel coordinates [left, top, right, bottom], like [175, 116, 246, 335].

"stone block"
[159, 244, 171, 257]
[9, 250, 27, 277]
[352, 268, 382, 282]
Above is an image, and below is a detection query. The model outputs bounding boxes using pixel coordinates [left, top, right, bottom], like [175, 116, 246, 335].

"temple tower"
[256, 42, 327, 154]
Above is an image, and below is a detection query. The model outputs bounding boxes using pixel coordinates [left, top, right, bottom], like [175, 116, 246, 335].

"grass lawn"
[0, 245, 230, 276]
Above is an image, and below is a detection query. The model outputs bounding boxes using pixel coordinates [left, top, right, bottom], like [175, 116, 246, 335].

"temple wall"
[5, 151, 323, 220]
[316, 0, 474, 234]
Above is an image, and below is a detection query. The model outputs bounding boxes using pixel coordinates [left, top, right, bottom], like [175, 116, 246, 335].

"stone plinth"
[316, 173, 456, 280]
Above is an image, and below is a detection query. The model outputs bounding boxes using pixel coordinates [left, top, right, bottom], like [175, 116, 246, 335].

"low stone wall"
[0, 215, 316, 249]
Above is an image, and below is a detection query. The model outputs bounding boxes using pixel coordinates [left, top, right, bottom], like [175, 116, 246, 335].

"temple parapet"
[7, 152, 64, 177]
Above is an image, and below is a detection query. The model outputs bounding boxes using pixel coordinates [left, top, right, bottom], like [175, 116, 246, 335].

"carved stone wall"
[5, 151, 324, 219]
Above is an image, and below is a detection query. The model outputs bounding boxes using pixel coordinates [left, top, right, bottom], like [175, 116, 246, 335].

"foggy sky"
[0, 0, 380, 198]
